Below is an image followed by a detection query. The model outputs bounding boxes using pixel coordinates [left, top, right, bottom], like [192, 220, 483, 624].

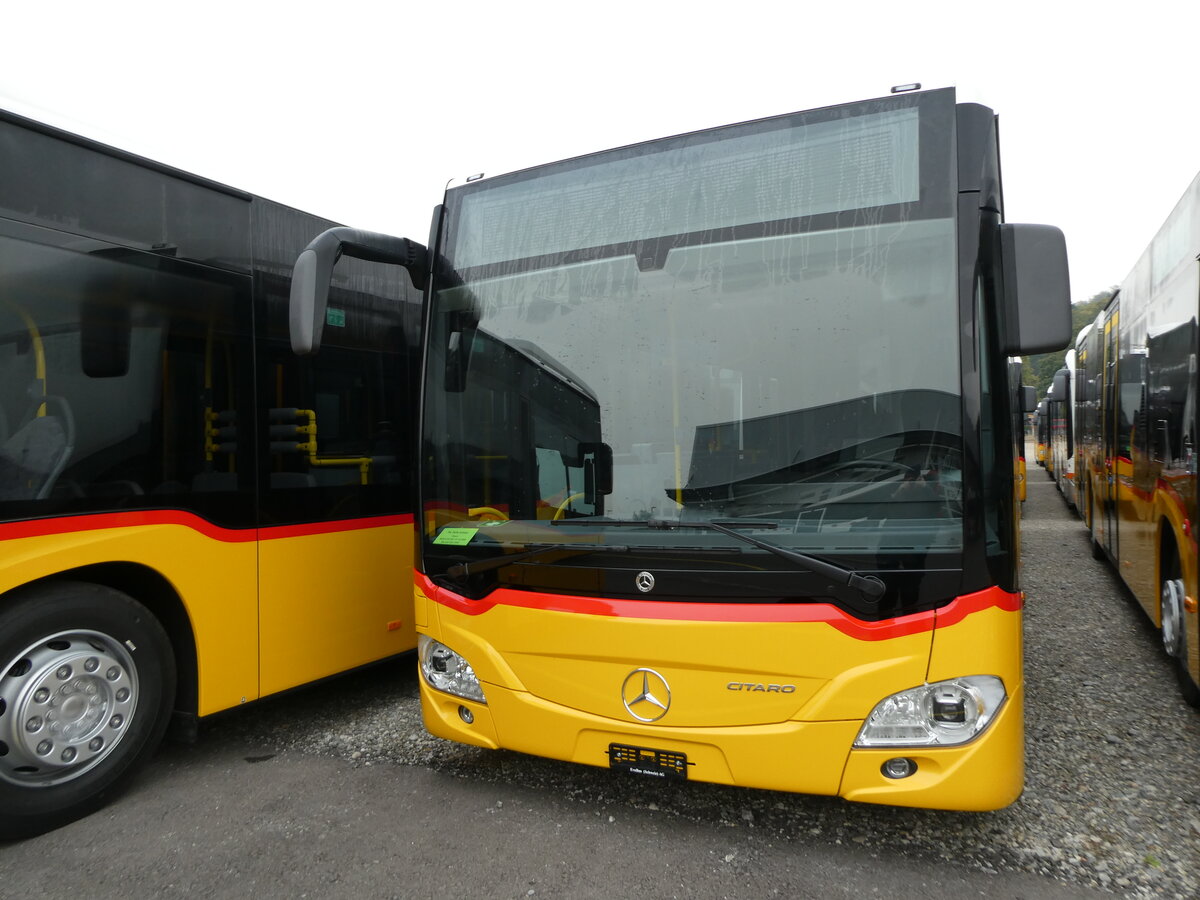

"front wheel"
[1087, 488, 1105, 561]
[1160, 575, 1200, 708]
[0, 582, 175, 839]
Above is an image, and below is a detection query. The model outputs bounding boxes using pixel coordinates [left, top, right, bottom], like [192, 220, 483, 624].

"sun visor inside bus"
[443, 310, 479, 393]
[80, 297, 131, 378]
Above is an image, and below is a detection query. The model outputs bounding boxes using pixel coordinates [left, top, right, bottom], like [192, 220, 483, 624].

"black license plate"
[608, 743, 688, 780]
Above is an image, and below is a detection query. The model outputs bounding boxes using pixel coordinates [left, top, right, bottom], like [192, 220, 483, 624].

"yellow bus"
[1034, 398, 1050, 468]
[1074, 172, 1200, 706]
[292, 88, 1071, 810]
[0, 109, 421, 838]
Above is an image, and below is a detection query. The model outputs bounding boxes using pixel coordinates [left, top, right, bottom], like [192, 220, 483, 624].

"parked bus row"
[2, 87, 1071, 839]
[1034, 170, 1200, 708]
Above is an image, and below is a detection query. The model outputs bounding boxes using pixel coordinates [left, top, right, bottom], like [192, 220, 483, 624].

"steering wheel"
[552, 492, 585, 521]
[469, 506, 509, 522]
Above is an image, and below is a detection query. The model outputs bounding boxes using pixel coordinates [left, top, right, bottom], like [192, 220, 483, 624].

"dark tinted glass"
[0, 115, 251, 272]
[421, 91, 963, 615]
[0, 231, 254, 525]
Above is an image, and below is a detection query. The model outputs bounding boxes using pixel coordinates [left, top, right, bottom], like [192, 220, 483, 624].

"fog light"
[882, 757, 917, 779]
[458, 705, 475, 724]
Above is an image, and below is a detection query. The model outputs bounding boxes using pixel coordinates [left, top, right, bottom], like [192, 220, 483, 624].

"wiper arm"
[445, 542, 629, 581]
[550, 518, 780, 529]
[701, 521, 886, 602]
[555, 518, 884, 602]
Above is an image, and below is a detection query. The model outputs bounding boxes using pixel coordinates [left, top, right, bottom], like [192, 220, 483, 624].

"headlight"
[853, 675, 1006, 748]
[418, 635, 487, 703]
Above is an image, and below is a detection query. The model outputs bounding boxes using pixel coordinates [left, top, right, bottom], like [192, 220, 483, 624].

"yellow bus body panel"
[2, 516, 415, 716]
[418, 582, 1024, 810]
[848, 596, 1027, 810]
[1, 521, 257, 715]
[259, 522, 415, 697]
[839, 686, 1022, 810]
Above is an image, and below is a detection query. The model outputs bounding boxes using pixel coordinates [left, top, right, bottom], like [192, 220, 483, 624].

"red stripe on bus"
[1155, 478, 1197, 553]
[0, 510, 413, 543]
[932, 586, 1023, 629]
[419, 573, 1019, 642]
[1106, 475, 1196, 548]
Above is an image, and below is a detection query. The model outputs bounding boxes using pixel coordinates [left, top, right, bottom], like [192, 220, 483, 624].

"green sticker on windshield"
[434, 527, 479, 546]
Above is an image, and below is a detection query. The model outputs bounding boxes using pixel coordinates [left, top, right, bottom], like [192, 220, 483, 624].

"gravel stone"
[204, 463, 1200, 898]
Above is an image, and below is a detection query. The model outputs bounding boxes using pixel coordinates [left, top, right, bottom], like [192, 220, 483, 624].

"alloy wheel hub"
[0, 631, 137, 787]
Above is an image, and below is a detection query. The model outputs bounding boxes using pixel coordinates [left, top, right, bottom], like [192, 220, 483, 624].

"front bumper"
[419, 675, 1024, 811]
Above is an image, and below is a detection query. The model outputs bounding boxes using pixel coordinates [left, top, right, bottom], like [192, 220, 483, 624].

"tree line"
[1020, 288, 1116, 398]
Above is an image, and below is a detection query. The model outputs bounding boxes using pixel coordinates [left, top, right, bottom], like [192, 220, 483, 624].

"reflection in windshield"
[424, 218, 962, 561]
[681, 396, 962, 537]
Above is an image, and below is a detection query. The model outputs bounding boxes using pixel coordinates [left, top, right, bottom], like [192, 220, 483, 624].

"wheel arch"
[1157, 518, 1182, 616]
[1157, 514, 1200, 706]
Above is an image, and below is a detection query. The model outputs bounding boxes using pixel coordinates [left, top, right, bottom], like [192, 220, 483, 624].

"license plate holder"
[607, 742, 688, 780]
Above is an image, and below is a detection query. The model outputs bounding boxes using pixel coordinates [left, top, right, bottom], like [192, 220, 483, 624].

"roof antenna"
[890, 83, 921, 93]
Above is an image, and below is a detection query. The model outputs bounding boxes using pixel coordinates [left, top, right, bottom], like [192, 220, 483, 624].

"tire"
[1178, 657, 1200, 709]
[0, 582, 175, 840]
[1087, 489, 1105, 561]
[1158, 546, 1200, 709]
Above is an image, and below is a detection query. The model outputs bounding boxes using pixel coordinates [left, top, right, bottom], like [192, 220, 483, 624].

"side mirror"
[1048, 369, 1069, 402]
[579, 441, 613, 505]
[443, 312, 479, 393]
[1022, 385, 1037, 414]
[999, 223, 1072, 355]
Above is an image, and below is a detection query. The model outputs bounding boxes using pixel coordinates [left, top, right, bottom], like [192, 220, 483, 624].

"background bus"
[1034, 398, 1050, 469]
[0, 109, 423, 838]
[291, 87, 1071, 810]
[1047, 350, 1077, 509]
[1009, 358, 1036, 503]
[1074, 170, 1200, 706]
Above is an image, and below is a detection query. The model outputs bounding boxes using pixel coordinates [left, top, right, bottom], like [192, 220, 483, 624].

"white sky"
[2, 1, 1197, 305]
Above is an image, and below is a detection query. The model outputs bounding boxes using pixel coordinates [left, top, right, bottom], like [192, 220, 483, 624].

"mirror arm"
[290, 227, 428, 356]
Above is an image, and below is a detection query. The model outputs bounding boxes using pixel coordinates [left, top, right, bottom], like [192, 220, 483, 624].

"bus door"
[1101, 303, 1119, 557]
[254, 257, 417, 698]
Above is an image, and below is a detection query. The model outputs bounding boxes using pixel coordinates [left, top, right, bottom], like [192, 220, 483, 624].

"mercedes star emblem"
[621, 667, 671, 722]
[635, 571, 655, 593]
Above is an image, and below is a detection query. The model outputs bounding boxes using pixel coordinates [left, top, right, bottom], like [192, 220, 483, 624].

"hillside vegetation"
[1020, 289, 1115, 398]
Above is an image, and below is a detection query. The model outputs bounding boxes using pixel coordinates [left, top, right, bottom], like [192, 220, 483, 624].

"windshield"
[421, 90, 963, 609]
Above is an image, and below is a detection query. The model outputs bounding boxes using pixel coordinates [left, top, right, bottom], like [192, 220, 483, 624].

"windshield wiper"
[553, 517, 885, 602]
[701, 521, 886, 602]
[444, 542, 629, 581]
[550, 518, 780, 529]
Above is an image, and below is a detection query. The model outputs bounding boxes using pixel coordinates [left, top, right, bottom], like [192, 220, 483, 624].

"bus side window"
[0, 234, 251, 515]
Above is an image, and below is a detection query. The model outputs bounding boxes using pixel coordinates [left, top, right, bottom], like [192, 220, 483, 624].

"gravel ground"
[205, 464, 1200, 898]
